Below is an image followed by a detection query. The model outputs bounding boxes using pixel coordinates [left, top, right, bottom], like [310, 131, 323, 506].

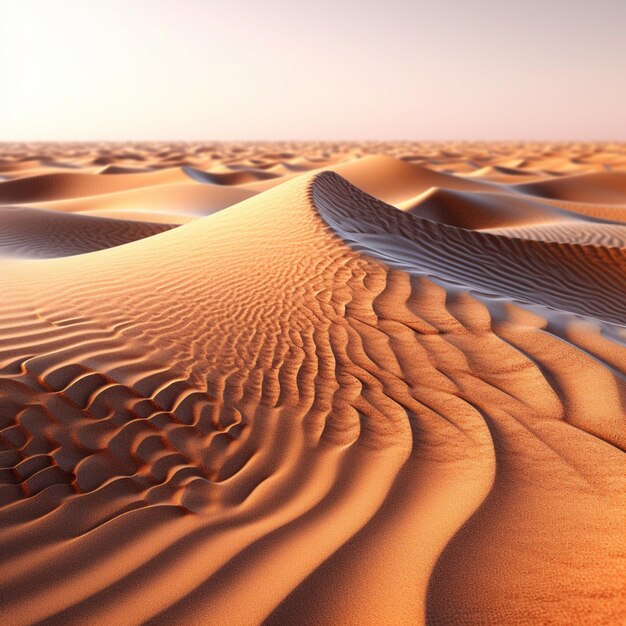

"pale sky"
[1, 0, 625, 141]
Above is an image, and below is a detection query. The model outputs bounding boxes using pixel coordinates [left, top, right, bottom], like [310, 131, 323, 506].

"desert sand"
[0, 141, 624, 625]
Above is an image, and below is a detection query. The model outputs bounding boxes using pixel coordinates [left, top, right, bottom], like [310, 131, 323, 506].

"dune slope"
[0, 206, 174, 258]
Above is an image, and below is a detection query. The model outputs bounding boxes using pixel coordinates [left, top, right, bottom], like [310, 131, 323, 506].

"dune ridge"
[0, 142, 624, 625]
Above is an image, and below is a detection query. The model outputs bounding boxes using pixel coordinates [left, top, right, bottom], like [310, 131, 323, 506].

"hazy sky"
[2, 0, 625, 141]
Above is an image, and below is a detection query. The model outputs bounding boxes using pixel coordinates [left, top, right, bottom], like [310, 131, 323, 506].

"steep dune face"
[0, 143, 624, 625]
[314, 172, 626, 326]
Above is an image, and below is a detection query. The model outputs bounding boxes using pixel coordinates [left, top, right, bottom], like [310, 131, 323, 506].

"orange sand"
[0, 142, 624, 625]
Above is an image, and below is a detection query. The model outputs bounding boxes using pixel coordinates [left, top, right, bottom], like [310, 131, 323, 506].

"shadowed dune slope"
[0, 143, 624, 625]
[314, 172, 626, 325]
[514, 170, 626, 204]
[183, 165, 283, 185]
[399, 186, 617, 229]
[0, 206, 174, 258]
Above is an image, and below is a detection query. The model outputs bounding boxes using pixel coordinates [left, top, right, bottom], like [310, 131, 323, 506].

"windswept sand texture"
[0, 142, 625, 625]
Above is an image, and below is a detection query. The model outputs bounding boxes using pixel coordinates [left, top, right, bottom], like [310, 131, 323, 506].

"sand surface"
[0, 142, 624, 625]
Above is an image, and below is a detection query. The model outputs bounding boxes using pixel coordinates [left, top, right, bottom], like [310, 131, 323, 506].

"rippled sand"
[0, 142, 624, 625]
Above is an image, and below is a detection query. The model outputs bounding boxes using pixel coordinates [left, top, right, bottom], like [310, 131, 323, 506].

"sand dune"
[0, 142, 624, 625]
[0, 206, 173, 258]
[515, 170, 626, 203]
[400, 187, 579, 227]
[0, 168, 192, 204]
[29, 183, 258, 223]
[183, 165, 283, 185]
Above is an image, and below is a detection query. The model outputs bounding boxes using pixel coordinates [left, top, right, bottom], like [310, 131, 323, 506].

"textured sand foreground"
[0, 142, 624, 625]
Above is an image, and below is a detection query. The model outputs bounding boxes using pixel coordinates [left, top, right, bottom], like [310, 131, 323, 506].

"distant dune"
[0, 142, 624, 625]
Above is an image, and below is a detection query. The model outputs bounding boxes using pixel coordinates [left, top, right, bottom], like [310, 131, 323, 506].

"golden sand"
[0, 142, 624, 624]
